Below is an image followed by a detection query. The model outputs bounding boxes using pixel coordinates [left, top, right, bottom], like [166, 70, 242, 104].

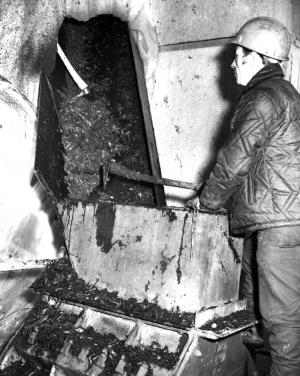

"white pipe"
[57, 43, 89, 93]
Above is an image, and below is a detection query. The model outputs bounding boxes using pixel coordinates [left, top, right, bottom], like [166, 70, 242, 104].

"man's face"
[231, 46, 254, 86]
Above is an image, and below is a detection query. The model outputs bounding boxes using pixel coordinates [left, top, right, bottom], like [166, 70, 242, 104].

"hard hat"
[231, 17, 291, 61]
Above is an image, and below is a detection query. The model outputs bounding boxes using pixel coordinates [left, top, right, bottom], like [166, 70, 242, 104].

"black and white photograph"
[0, 1, 299, 375]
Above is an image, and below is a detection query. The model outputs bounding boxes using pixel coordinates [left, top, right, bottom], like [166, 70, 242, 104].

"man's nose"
[231, 60, 236, 69]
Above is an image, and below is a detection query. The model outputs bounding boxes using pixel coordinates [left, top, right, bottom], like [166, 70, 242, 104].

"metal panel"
[35, 73, 68, 200]
[177, 332, 248, 376]
[59, 201, 242, 313]
[149, 45, 241, 206]
[129, 34, 166, 206]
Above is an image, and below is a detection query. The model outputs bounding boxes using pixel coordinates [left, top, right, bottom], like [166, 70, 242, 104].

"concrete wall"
[148, 0, 300, 206]
[0, 0, 65, 102]
[151, 0, 298, 45]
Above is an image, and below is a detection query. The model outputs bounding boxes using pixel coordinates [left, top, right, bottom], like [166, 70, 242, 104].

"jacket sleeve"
[199, 89, 273, 209]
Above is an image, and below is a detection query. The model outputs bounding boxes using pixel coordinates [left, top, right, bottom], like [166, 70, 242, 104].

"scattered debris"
[0, 359, 51, 376]
[13, 300, 80, 360]
[31, 258, 196, 329]
[200, 310, 256, 335]
[1, 297, 188, 375]
[50, 16, 155, 205]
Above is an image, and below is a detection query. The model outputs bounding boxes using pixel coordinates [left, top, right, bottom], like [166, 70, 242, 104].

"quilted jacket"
[200, 63, 300, 234]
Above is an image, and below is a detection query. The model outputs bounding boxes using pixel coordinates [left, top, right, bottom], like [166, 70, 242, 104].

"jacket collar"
[243, 63, 284, 93]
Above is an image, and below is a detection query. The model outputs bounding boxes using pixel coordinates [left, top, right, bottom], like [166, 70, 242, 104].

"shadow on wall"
[194, 43, 242, 183]
[213, 43, 242, 157]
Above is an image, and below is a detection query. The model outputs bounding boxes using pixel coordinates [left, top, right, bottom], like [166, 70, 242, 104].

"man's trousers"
[241, 225, 300, 376]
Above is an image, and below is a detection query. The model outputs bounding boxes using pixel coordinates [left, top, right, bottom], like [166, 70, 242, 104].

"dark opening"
[36, 15, 161, 206]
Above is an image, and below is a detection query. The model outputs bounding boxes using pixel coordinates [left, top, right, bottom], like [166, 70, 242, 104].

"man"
[192, 17, 300, 376]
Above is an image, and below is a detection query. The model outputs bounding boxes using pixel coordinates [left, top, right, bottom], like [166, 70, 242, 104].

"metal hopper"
[60, 201, 243, 316]
[0, 200, 255, 375]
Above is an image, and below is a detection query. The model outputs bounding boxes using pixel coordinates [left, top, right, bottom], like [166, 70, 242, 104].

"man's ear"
[241, 54, 249, 65]
[241, 51, 254, 65]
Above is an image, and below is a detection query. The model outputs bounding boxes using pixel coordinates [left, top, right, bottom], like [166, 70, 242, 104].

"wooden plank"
[159, 37, 233, 53]
[129, 34, 166, 206]
[0, 259, 49, 272]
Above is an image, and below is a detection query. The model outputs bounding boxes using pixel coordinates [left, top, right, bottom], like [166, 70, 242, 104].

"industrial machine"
[0, 200, 254, 375]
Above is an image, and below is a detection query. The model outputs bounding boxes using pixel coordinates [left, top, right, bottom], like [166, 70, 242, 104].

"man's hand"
[186, 196, 201, 210]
